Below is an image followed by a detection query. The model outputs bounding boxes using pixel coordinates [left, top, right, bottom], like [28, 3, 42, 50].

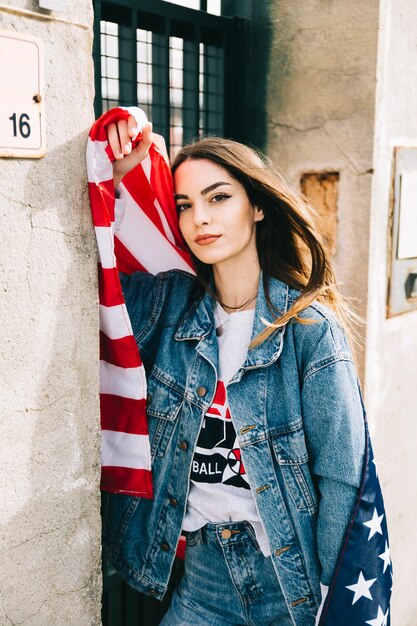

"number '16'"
[9, 113, 31, 139]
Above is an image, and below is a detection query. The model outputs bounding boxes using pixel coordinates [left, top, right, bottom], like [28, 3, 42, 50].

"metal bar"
[165, 18, 171, 154]
[205, 41, 224, 136]
[195, 27, 201, 139]
[151, 28, 169, 142]
[131, 9, 138, 103]
[182, 33, 199, 143]
[100, 0, 233, 31]
[202, 42, 208, 134]
[119, 15, 136, 106]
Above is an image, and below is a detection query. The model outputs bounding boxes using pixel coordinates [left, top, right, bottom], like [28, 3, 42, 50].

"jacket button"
[149, 589, 156, 596]
[290, 597, 308, 607]
[196, 386, 207, 397]
[146, 393, 152, 406]
[160, 543, 170, 552]
[179, 441, 188, 451]
[169, 497, 178, 507]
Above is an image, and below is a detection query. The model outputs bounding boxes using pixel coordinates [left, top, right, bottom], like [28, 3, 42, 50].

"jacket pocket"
[271, 425, 317, 516]
[146, 371, 184, 459]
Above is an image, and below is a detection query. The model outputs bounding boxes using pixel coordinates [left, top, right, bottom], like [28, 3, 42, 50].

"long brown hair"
[171, 137, 360, 352]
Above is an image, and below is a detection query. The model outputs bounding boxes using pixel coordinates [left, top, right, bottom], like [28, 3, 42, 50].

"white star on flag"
[378, 541, 391, 573]
[363, 507, 384, 540]
[365, 605, 389, 626]
[346, 571, 377, 604]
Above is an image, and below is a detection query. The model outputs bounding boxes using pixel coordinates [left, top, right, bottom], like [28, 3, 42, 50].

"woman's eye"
[211, 193, 231, 203]
[176, 203, 191, 213]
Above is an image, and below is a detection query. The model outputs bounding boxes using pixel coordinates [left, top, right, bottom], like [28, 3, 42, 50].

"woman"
[102, 115, 366, 625]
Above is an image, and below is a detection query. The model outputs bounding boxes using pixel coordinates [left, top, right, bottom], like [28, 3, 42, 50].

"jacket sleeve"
[119, 270, 161, 355]
[301, 356, 365, 585]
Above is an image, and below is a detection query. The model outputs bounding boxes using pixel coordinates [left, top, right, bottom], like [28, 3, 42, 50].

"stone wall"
[256, 0, 417, 622]
[0, 2, 101, 625]
[366, 1, 417, 623]
[263, 0, 379, 379]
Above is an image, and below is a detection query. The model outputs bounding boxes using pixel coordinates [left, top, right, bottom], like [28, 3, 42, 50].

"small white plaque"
[398, 172, 417, 259]
[39, 0, 67, 11]
[0, 30, 45, 158]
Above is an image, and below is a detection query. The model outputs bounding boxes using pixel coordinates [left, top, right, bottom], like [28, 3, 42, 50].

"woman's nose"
[192, 203, 212, 227]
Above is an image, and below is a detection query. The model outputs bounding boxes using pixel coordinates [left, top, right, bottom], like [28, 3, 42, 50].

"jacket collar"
[174, 272, 290, 369]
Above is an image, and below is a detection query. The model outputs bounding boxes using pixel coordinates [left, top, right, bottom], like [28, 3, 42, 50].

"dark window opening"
[94, 0, 245, 159]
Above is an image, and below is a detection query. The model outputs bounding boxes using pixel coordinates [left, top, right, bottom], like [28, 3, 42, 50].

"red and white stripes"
[87, 107, 193, 496]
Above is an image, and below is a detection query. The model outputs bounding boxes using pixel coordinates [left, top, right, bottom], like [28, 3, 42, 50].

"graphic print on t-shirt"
[191, 380, 249, 489]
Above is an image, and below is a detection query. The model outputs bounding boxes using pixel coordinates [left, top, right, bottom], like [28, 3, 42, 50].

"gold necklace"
[216, 292, 257, 311]
[214, 293, 257, 337]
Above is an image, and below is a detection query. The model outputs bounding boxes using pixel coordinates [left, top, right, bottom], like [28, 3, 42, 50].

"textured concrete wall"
[366, 1, 417, 622]
[262, 0, 379, 378]
[0, 3, 101, 625]
[260, 0, 417, 621]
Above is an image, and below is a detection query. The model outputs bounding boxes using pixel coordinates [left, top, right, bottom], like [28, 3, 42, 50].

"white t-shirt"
[182, 301, 271, 556]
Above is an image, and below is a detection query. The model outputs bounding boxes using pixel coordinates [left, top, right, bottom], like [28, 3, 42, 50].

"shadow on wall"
[0, 131, 101, 625]
[222, 0, 273, 151]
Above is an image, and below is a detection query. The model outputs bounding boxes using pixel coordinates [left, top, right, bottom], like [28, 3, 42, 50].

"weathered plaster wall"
[262, 0, 379, 379]
[259, 0, 417, 621]
[0, 3, 101, 625]
[366, 1, 417, 622]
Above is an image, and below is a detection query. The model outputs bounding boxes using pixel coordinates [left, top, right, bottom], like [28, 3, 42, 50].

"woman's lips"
[194, 235, 221, 245]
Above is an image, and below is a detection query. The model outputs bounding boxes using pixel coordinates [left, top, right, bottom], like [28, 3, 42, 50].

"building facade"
[0, 1, 416, 624]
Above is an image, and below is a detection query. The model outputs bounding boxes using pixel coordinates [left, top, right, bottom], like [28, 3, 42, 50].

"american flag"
[86, 107, 193, 497]
[319, 422, 392, 625]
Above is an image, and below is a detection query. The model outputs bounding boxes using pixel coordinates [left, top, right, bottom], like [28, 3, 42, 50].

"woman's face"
[173, 158, 264, 268]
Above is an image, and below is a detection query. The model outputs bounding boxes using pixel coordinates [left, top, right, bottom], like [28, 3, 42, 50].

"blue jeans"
[160, 521, 293, 626]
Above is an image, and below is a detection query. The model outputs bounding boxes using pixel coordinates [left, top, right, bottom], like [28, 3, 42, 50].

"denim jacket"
[102, 269, 365, 625]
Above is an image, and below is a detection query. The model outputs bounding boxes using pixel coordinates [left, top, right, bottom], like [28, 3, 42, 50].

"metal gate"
[93, 0, 246, 158]
[93, 1, 246, 624]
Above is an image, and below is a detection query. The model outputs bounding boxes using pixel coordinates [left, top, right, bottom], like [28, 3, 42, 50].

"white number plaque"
[0, 30, 45, 158]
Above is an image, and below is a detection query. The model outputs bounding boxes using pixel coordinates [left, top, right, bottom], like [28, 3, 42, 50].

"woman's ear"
[254, 206, 265, 222]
